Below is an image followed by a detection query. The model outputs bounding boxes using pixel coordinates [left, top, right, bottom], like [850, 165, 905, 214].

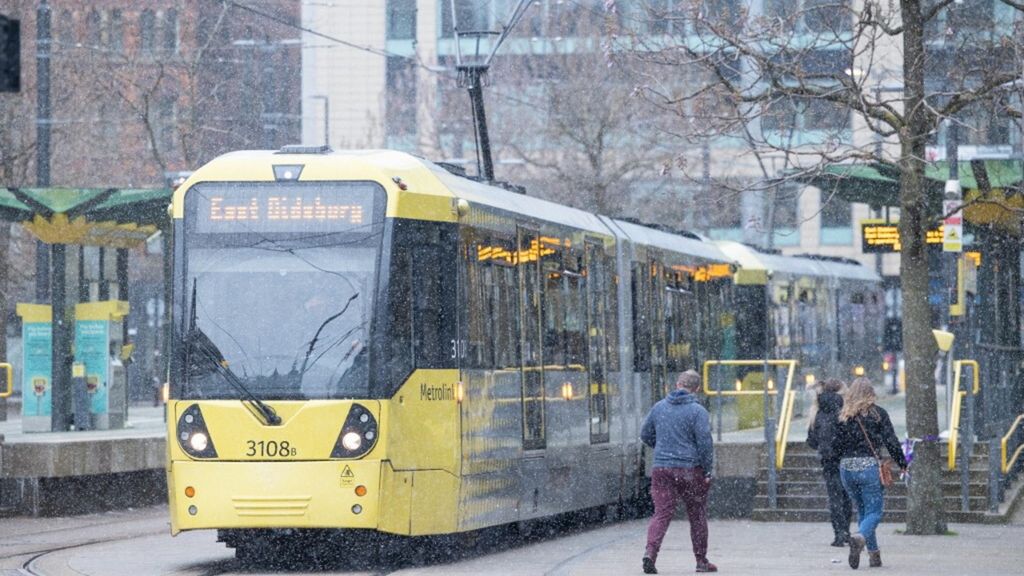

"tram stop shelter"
[798, 159, 1024, 437]
[0, 187, 172, 432]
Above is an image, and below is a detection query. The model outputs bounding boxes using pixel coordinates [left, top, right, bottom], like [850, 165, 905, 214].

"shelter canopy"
[0, 188, 172, 248]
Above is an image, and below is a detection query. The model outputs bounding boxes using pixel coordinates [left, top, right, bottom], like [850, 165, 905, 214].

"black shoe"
[831, 537, 847, 547]
[643, 557, 658, 574]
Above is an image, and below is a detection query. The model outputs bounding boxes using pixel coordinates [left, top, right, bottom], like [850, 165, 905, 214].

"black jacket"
[834, 405, 907, 469]
[806, 391, 844, 464]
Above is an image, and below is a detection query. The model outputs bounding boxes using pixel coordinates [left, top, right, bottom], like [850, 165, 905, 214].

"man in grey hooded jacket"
[640, 370, 716, 574]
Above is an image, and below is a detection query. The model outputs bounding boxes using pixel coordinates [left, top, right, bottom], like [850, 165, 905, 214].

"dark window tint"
[387, 0, 417, 40]
[140, 10, 155, 54]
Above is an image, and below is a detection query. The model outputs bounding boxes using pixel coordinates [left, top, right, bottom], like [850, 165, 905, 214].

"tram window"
[520, 230, 545, 449]
[585, 241, 610, 443]
[563, 246, 587, 368]
[605, 255, 620, 372]
[542, 243, 566, 366]
[632, 262, 651, 372]
[412, 243, 445, 368]
[493, 262, 521, 369]
[464, 232, 492, 368]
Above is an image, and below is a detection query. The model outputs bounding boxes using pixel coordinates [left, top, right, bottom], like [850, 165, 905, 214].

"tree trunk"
[899, 0, 947, 535]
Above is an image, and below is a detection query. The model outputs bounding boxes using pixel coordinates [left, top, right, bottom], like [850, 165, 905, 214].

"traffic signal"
[0, 15, 20, 93]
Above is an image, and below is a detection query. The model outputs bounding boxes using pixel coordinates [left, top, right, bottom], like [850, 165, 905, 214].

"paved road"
[2, 505, 1023, 576]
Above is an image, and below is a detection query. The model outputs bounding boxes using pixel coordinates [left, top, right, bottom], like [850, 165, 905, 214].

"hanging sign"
[943, 180, 963, 253]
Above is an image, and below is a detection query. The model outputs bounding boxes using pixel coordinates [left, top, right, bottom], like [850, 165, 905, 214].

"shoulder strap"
[856, 416, 880, 460]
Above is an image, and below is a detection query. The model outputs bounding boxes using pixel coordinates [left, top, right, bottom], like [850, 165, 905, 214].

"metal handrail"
[948, 359, 980, 471]
[775, 388, 797, 469]
[0, 362, 11, 398]
[702, 359, 798, 469]
[701, 359, 796, 396]
[1001, 414, 1024, 474]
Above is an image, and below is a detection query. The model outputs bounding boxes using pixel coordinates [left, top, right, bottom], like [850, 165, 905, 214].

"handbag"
[856, 416, 895, 487]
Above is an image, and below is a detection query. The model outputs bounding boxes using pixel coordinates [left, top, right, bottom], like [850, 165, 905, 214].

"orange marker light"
[355, 485, 367, 497]
[185, 486, 196, 498]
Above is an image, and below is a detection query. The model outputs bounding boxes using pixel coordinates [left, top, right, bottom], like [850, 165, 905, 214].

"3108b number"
[245, 440, 297, 458]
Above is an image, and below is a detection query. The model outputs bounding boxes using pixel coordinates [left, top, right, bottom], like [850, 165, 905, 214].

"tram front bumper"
[169, 460, 380, 533]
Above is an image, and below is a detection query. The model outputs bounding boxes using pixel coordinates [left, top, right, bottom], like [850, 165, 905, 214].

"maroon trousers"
[645, 467, 710, 563]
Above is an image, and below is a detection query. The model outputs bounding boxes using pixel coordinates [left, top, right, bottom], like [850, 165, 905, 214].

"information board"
[22, 322, 52, 417]
[191, 184, 378, 234]
[75, 319, 109, 415]
[861, 221, 944, 253]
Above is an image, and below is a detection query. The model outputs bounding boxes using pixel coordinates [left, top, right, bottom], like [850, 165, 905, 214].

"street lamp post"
[310, 95, 329, 148]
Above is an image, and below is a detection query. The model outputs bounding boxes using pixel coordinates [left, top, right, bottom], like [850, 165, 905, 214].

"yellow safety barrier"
[1001, 414, 1024, 474]
[948, 360, 980, 471]
[702, 359, 798, 469]
[0, 362, 11, 398]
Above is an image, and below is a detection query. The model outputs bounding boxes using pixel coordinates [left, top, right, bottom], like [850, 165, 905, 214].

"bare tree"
[616, 0, 1024, 534]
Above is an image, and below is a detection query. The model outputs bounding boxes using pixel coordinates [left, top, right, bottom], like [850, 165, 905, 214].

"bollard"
[988, 438, 1001, 513]
[72, 374, 91, 431]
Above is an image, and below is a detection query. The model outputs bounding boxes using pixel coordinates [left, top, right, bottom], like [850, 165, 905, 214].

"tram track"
[18, 529, 166, 576]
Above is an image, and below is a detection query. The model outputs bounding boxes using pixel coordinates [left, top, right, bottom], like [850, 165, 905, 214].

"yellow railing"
[0, 362, 11, 398]
[1001, 414, 1024, 474]
[948, 359, 980, 470]
[702, 359, 798, 469]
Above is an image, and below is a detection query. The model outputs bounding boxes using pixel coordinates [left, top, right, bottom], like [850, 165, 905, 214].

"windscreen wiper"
[297, 292, 359, 381]
[186, 281, 282, 426]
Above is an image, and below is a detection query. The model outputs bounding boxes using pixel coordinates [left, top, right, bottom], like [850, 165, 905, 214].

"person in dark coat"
[640, 370, 716, 574]
[806, 378, 852, 547]
[835, 377, 908, 569]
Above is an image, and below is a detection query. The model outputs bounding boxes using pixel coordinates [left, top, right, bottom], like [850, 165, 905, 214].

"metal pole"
[764, 185, 778, 509]
[50, 244, 70, 431]
[467, 69, 494, 181]
[35, 1, 51, 303]
[322, 97, 329, 147]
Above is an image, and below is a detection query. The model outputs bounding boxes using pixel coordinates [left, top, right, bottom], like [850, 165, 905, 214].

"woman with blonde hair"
[834, 377, 907, 569]
[806, 378, 852, 547]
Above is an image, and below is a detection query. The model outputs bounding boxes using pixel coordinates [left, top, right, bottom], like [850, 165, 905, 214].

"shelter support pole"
[49, 243, 72, 431]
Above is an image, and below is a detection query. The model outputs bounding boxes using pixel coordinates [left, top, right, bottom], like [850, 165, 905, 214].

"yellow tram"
[166, 147, 879, 556]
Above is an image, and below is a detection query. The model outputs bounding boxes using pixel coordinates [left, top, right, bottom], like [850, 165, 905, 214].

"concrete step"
[760, 467, 990, 483]
[752, 494, 990, 512]
[750, 508, 989, 523]
[757, 480, 990, 498]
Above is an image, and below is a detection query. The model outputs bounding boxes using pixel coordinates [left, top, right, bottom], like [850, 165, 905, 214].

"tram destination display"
[192, 183, 378, 233]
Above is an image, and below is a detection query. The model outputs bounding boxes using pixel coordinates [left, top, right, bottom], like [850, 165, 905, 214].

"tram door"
[518, 228, 545, 450]
[585, 241, 610, 443]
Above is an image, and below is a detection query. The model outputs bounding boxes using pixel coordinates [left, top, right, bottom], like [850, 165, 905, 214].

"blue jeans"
[839, 464, 884, 551]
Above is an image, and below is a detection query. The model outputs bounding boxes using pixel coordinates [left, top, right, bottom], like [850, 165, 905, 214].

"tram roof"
[424, 162, 617, 237]
[716, 241, 880, 283]
[603, 217, 732, 263]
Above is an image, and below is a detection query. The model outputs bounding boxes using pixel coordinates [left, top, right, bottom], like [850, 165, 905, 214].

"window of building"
[86, 10, 101, 47]
[108, 9, 123, 52]
[156, 97, 176, 153]
[820, 193, 852, 245]
[163, 9, 179, 53]
[57, 10, 75, 50]
[385, 57, 418, 150]
[387, 0, 416, 40]
[762, 95, 850, 134]
[140, 10, 155, 54]
[441, 0, 490, 38]
[766, 0, 852, 34]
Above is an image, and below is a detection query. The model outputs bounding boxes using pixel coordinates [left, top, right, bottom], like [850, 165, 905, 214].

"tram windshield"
[178, 181, 385, 400]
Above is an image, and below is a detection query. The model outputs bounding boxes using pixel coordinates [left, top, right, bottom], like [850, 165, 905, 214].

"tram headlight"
[331, 403, 378, 459]
[189, 432, 209, 452]
[341, 432, 362, 451]
[177, 404, 218, 459]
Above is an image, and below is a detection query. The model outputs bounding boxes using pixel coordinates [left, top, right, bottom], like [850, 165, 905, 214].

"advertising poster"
[75, 319, 110, 415]
[22, 322, 52, 416]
